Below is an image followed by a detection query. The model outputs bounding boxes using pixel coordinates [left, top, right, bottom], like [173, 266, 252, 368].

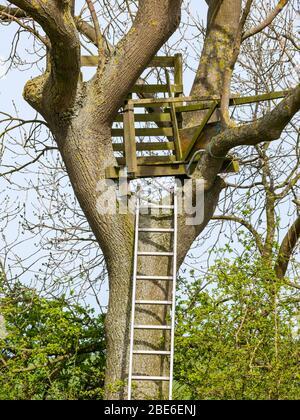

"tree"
[175, 246, 300, 400]
[174, 108, 300, 400]
[0, 281, 106, 400]
[0, 1, 299, 399]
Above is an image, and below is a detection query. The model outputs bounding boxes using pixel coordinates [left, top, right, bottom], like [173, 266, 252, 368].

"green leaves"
[0, 283, 105, 400]
[174, 251, 300, 400]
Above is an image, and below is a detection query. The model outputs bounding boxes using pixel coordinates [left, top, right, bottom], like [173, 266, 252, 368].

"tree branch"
[0, 4, 27, 19]
[9, 0, 81, 112]
[0, 4, 107, 53]
[209, 84, 300, 157]
[0, 147, 56, 177]
[275, 215, 300, 279]
[212, 214, 264, 254]
[85, 0, 102, 51]
[286, 281, 300, 291]
[220, 0, 253, 128]
[75, 16, 97, 46]
[242, 0, 289, 41]
[191, 86, 299, 192]
[99, 0, 183, 118]
[0, 10, 49, 47]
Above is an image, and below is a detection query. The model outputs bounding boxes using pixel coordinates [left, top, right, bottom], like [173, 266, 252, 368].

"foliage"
[1, 242, 299, 400]
[174, 247, 300, 400]
[0, 282, 106, 400]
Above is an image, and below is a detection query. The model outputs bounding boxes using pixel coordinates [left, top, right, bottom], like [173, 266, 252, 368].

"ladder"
[128, 189, 178, 400]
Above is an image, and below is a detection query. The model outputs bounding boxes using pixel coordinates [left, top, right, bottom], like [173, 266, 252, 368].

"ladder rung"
[133, 350, 171, 355]
[131, 375, 170, 381]
[138, 228, 174, 233]
[137, 251, 174, 256]
[136, 275, 173, 280]
[135, 300, 172, 305]
[140, 205, 174, 210]
[134, 325, 172, 330]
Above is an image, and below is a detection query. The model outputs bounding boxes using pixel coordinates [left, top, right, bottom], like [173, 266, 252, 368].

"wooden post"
[123, 100, 137, 174]
[174, 54, 184, 126]
[174, 54, 183, 93]
[166, 71, 182, 161]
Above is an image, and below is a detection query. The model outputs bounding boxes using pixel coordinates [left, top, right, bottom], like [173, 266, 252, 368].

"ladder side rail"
[128, 198, 140, 400]
[169, 186, 178, 400]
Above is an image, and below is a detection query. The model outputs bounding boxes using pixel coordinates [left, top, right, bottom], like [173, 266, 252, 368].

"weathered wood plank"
[230, 91, 288, 105]
[175, 91, 289, 112]
[106, 157, 239, 179]
[130, 84, 183, 94]
[113, 141, 175, 152]
[114, 113, 172, 123]
[81, 56, 99, 66]
[116, 156, 177, 165]
[148, 56, 176, 67]
[123, 101, 137, 173]
[174, 54, 183, 88]
[132, 96, 218, 106]
[106, 164, 187, 179]
[131, 91, 288, 107]
[81, 55, 176, 68]
[112, 128, 174, 137]
[175, 102, 214, 113]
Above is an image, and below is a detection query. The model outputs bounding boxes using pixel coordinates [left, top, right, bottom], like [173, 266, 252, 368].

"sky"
[0, 1, 298, 308]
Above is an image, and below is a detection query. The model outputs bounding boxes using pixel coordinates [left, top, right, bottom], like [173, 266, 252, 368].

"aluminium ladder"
[128, 189, 178, 400]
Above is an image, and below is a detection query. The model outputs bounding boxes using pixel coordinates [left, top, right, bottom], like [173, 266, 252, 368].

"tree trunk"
[46, 0, 241, 399]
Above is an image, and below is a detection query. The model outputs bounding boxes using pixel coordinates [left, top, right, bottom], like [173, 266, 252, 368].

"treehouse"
[81, 55, 288, 180]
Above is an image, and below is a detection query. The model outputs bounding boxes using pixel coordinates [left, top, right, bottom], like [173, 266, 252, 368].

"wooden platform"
[81, 55, 288, 180]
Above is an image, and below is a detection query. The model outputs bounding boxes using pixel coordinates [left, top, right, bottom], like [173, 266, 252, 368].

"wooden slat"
[106, 156, 239, 179]
[81, 55, 176, 68]
[148, 56, 176, 67]
[230, 91, 288, 105]
[123, 101, 137, 173]
[175, 102, 215, 113]
[112, 128, 174, 137]
[175, 91, 289, 113]
[81, 56, 98, 66]
[113, 141, 175, 152]
[130, 84, 183, 94]
[117, 156, 177, 165]
[131, 91, 288, 107]
[131, 96, 218, 106]
[174, 54, 183, 88]
[106, 164, 187, 179]
[114, 113, 172, 123]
